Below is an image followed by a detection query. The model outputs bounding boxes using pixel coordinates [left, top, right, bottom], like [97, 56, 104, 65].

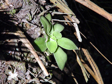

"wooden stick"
[75, 0, 112, 22]
[13, 29, 49, 76]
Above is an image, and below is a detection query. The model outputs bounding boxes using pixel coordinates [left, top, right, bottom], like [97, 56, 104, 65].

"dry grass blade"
[73, 50, 90, 82]
[82, 48, 104, 84]
[75, 0, 112, 22]
[74, 32, 104, 83]
[81, 59, 99, 84]
[80, 32, 112, 65]
[71, 73, 78, 84]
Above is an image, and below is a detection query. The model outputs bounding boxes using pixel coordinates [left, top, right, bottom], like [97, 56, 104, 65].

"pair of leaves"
[46, 37, 78, 52]
[45, 23, 64, 53]
[53, 37, 78, 70]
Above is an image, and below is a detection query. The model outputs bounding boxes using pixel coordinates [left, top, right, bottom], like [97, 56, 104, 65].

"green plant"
[9, 9, 17, 15]
[34, 13, 78, 70]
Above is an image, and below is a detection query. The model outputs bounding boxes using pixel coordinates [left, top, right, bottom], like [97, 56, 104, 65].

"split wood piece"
[13, 28, 49, 76]
[75, 0, 112, 22]
[82, 48, 104, 84]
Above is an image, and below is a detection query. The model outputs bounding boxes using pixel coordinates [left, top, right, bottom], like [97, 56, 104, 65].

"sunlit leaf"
[58, 37, 78, 50]
[40, 16, 51, 34]
[54, 24, 64, 32]
[40, 16, 47, 31]
[54, 47, 67, 70]
[53, 32, 62, 39]
[46, 36, 57, 53]
[34, 37, 47, 52]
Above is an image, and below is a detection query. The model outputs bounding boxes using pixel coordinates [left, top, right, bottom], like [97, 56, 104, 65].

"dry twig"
[80, 32, 112, 65]
[11, 28, 49, 76]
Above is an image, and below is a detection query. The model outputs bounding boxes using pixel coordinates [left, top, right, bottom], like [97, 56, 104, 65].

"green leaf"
[54, 24, 64, 32]
[54, 47, 67, 70]
[45, 13, 52, 22]
[40, 16, 51, 34]
[40, 16, 47, 31]
[46, 36, 57, 53]
[50, 35, 57, 41]
[58, 37, 78, 50]
[10, 9, 17, 15]
[34, 37, 47, 52]
[53, 32, 62, 39]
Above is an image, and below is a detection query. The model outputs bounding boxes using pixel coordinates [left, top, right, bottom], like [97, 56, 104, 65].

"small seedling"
[34, 13, 78, 70]
[9, 9, 17, 15]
